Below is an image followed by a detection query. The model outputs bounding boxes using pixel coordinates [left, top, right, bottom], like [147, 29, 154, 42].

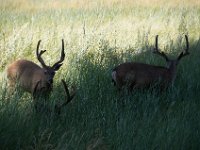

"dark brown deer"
[112, 35, 189, 91]
[7, 39, 65, 99]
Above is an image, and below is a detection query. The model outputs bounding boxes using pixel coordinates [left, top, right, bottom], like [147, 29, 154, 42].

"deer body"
[112, 62, 176, 90]
[112, 35, 189, 91]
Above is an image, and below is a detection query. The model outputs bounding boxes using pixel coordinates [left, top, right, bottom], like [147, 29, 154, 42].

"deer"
[6, 39, 65, 101]
[111, 35, 189, 91]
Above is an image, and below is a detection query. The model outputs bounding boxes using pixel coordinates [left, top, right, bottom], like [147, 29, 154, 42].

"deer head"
[153, 35, 189, 81]
[36, 39, 65, 85]
[153, 35, 189, 67]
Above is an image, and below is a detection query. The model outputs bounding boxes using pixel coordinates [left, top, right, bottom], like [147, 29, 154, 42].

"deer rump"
[112, 62, 173, 90]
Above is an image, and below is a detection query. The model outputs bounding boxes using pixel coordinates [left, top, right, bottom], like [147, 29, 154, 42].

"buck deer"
[112, 35, 189, 91]
[7, 39, 65, 99]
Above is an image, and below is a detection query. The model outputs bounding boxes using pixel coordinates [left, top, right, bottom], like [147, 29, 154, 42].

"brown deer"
[112, 35, 189, 91]
[7, 39, 65, 99]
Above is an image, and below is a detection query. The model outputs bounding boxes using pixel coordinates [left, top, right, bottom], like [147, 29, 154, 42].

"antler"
[36, 40, 48, 68]
[153, 35, 169, 62]
[177, 35, 190, 61]
[55, 79, 76, 114]
[52, 39, 65, 69]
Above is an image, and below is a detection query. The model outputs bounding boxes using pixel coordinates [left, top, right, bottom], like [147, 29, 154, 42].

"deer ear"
[53, 63, 63, 71]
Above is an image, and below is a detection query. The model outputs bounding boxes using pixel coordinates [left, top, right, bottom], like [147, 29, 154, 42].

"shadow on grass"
[0, 37, 200, 149]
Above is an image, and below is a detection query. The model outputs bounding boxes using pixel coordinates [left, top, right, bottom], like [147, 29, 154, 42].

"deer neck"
[167, 63, 177, 83]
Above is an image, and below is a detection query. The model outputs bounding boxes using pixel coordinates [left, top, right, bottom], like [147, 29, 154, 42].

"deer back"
[112, 62, 171, 89]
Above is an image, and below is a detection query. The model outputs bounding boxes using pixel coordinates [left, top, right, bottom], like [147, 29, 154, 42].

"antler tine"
[36, 40, 47, 68]
[52, 39, 65, 68]
[153, 35, 169, 62]
[61, 79, 75, 106]
[62, 79, 71, 101]
[177, 35, 190, 61]
[155, 35, 158, 50]
[184, 35, 189, 53]
[55, 80, 76, 114]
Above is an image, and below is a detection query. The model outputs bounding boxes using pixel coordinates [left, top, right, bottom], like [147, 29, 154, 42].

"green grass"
[0, 0, 200, 149]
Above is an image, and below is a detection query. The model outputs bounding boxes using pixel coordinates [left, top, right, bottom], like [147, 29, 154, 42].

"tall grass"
[0, 0, 200, 149]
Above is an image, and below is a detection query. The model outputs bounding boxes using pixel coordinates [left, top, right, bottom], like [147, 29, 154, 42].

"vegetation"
[0, 0, 200, 149]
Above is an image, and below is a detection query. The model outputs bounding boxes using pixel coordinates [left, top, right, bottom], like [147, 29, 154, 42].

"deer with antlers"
[112, 35, 190, 91]
[7, 39, 65, 100]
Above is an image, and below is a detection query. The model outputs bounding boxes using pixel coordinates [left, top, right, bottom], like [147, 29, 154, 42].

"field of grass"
[0, 0, 200, 149]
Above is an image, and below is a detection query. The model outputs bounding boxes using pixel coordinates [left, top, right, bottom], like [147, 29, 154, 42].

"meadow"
[0, 0, 200, 149]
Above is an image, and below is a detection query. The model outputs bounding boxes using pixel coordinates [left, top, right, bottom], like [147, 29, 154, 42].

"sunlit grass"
[1, 0, 200, 11]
